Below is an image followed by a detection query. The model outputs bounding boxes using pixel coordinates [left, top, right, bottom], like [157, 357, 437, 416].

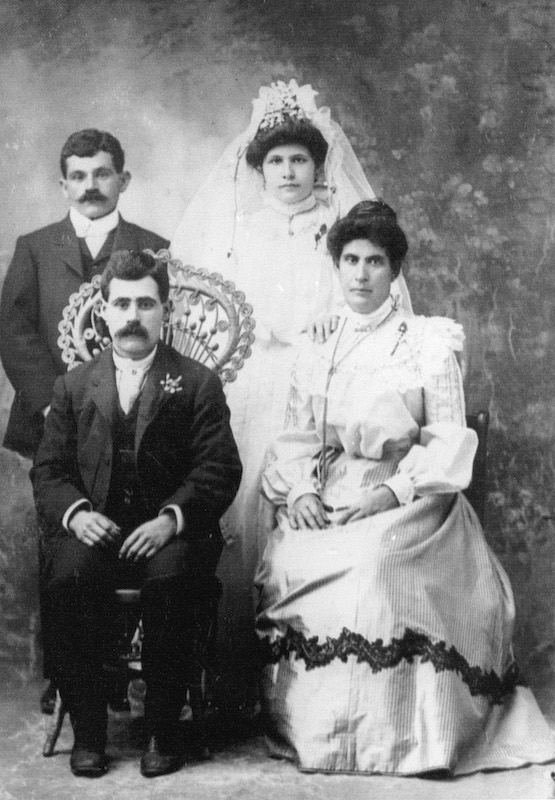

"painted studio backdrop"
[0, 0, 554, 717]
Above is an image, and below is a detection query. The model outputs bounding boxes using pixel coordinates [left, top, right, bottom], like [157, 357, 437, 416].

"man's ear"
[59, 176, 69, 199]
[118, 170, 131, 195]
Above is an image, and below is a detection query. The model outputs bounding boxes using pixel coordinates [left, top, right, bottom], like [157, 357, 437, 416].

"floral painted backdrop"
[0, 0, 554, 715]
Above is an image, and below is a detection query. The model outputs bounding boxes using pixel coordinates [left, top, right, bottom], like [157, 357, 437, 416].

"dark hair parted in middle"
[100, 250, 170, 303]
[327, 200, 408, 278]
[245, 118, 329, 170]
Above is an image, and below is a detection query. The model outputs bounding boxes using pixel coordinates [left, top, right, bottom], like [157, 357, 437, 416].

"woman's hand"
[337, 486, 399, 525]
[308, 313, 340, 344]
[289, 493, 330, 530]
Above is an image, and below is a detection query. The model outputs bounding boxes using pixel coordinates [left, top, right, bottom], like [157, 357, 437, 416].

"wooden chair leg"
[43, 690, 66, 757]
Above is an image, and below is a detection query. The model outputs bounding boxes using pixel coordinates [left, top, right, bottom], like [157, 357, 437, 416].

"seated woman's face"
[338, 238, 394, 314]
[262, 144, 316, 205]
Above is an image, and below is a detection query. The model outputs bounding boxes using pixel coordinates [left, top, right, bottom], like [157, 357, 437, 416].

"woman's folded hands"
[336, 486, 399, 525]
[290, 485, 399, 529]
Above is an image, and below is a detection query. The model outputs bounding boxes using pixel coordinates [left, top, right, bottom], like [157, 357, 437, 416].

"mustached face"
[60, 151, 130, 220]
[101, 276, 165, 360]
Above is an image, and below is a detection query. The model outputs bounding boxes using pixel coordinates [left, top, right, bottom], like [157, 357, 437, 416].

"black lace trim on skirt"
[259, 625, 526, 705]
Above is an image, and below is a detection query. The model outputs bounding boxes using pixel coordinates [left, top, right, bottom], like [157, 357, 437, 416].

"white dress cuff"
[63, 499, 92, 531]
[159, 504, 184, 535]
[381, 473, 415, 506]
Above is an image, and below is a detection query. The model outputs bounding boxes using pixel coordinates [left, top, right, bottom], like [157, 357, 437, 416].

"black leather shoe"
[70, 747, 108, 777]
[140, 735, 181, 778]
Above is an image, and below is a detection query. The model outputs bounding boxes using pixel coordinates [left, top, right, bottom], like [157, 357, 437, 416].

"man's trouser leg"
[44, 537, 115, 749]
[140, 534, 223, 744]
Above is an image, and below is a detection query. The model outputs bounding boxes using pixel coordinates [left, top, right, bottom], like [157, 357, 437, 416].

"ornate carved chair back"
[57, 250, 256, 383]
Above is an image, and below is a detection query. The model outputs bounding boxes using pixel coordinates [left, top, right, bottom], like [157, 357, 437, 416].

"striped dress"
[255, 300, 554, 775]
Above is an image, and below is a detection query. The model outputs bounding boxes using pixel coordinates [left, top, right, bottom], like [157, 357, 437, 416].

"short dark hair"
[60, 129, 125, 177]
[327, 200, 408, 278]
[100, 250, 170, 303]
[245, 118, 328, 170]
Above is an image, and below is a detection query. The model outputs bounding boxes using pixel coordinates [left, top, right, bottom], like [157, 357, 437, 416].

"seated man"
[31, 249, 242, 779]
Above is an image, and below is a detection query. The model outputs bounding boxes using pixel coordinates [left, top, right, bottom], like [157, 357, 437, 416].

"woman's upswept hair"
[100, 249, 170, 303]
[327, 200, 408, 278]
[245, 117, 328, 170]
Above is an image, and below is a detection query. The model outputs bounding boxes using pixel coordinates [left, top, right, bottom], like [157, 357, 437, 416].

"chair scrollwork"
[57, 249, 256, 384]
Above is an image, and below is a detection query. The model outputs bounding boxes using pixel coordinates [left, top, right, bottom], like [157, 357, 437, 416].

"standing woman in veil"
[170, 80, 412, 702]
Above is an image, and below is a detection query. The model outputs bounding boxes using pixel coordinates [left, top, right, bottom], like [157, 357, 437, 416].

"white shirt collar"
[112, 344, 158, 374]
[69, 206, 120, 238]
[264, 192, 317, 217]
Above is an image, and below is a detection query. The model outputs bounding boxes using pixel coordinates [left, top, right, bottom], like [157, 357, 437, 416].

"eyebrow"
[343, 250, 386, 259]
[68, 167, 114, 177]
[110, 295, 157, 303]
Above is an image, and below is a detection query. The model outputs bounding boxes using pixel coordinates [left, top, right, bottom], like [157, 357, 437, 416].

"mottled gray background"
[0, 0, 554, 718]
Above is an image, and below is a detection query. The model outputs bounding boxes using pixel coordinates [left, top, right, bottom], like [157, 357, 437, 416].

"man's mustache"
[79, 189, 107, 203]
[115, 322, 148, 339]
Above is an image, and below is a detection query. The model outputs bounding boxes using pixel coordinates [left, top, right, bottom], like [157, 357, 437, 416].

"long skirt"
[216, 337, 296, 704]
[255, 489, 554, 774]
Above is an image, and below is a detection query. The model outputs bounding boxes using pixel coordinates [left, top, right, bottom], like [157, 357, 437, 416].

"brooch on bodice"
[314, 223, 327, 248]
[390, 322, 408, 356]
[160, 374, 183, 394]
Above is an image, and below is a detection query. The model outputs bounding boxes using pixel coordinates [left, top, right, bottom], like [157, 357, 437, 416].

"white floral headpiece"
[245, 79, 333, 143]
[257, 80, 308, 130]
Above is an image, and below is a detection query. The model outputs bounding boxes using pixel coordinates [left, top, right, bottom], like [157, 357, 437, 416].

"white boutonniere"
[160, 374, 183, 394]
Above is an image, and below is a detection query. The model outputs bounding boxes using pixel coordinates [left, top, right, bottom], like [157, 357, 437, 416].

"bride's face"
[338, 238, 394, 314]
[261, 144, 316, 205]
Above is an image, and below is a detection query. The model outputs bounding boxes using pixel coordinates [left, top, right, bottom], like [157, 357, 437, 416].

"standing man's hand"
[308, 314, 340, 344]
[119, 514, 177, 563]
[69, 510, 120, 547]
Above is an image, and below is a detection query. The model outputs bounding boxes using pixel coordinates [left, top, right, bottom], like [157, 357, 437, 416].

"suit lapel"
[55, 215, 137, 279]
[89, 347, 118, 426]
[113, 217, 140, 253]
[55, 216, 84, 278]
[87, 344, 175, 453]
[135, 346, 174, 453]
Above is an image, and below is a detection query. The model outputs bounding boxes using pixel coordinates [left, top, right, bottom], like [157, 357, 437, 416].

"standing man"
[0, 129, 169, 710]
[32, 249, 242, 778]
[0, 128, 169, 459]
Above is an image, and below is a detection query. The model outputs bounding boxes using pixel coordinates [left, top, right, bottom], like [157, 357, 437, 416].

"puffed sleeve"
[382, 318, 478, 503]
[261, 341, 323, 509]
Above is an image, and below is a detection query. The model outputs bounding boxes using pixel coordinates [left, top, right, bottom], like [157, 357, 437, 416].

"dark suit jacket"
[31, 342, 242, 541]
[0, 215, 169, 457]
